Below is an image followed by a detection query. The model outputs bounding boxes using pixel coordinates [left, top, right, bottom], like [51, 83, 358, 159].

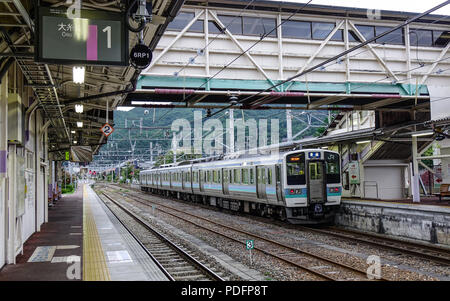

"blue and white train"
[139, 149, 342, 224]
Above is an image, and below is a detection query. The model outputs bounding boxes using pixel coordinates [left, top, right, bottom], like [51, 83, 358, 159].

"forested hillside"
[92, 107, 329, 165]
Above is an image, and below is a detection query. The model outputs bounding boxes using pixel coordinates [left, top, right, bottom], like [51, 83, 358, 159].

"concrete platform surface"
[0, 183, 169, 281]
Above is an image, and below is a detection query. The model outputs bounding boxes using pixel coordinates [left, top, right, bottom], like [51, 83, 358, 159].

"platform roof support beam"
[147, 10, 205, 71]
[411, 135, 420, 203]
[420, 42, 450, 85]
[209, 11, 280, 90]
[286, 20, 345, 91]
[349, 21, 400, 83]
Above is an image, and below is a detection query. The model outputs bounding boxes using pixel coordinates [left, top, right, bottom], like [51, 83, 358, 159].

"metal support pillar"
[412, 136, 420, 203]
[229, 109, 234, 154]
[286, 105, 292, 142]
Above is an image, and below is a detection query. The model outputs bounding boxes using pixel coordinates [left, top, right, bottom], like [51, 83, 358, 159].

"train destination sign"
[36, 7, 128, 66]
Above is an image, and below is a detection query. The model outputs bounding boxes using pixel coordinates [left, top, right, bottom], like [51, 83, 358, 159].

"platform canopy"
[0, 0, 185, 161]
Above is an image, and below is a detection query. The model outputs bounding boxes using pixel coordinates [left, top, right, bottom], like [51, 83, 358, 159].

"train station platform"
[337, 198, 450, 247]
[0, 183, 169, 281]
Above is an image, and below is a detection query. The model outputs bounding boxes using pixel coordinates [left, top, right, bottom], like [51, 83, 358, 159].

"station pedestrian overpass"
[0, 0, 450, 272]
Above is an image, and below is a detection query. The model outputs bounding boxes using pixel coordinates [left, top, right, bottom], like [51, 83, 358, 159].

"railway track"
[300, 226, 450, 267]
[101, 186, 387, 281]
[112, 183, 450, 268]
[99, 191, 225, 281]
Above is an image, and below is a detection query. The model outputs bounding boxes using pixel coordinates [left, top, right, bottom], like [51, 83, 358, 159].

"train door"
[256, 166, 267, 199]
[222, 169, 229, 195]
[181, 171, 185, 190]
[308, 161, 325, 202]
[199, 170, 204, 192]
[275, 165, 283, 202]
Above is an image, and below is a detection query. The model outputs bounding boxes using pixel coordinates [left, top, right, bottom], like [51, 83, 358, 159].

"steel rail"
[301, 226, 450, 267]
[104, 186, 387, 281]
[101, 191, 225, 281]
[115, 183, 450, 267]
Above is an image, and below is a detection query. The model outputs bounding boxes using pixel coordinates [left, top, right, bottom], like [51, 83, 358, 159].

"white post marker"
[246, 239, 254, 266]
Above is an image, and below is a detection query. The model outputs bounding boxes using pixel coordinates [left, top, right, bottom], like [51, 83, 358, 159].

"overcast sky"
[280, 0, 450, 15]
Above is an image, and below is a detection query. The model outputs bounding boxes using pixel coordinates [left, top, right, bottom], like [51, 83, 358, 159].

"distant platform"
[343, 197, 450, 208]
[0, 183, 169, 281]
[338, 198, 450, 246]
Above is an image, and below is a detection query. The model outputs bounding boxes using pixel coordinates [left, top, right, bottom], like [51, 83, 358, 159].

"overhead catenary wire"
[180, 0, 315, 105]
[204, 0, 450, 120]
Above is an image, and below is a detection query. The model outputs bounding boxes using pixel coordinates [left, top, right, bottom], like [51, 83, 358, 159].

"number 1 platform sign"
[100, 123, 114, 137]
[36, 7, 128, 66]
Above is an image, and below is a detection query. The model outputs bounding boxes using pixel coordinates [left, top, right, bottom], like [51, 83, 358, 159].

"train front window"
[325, 151, 340, 184]
[286, 153, 306, 185]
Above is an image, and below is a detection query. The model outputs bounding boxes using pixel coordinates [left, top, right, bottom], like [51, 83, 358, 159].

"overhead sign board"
[348, 162, 360, 185]
[36, 7, 128, 66]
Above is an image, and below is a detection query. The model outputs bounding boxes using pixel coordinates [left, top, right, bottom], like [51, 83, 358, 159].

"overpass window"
[208, 21, 223, 34]
[218, 15, 243, 35]
[243, 17, 277, 37]
[167, 12, 203, 32]
[312, 22, 334, 40]
[375, 26, 404, 45]
[354, 25, 375, 41]
[433, 30, 450, 47]
[410, 29, 432, 47]
[331, 29, 343, 41]
[282, 20, 311, 39]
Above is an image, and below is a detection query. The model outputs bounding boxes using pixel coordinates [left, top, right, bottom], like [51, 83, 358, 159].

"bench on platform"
[434, 184, 450, 201]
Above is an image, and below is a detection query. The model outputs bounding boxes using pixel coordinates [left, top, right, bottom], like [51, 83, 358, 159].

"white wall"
[363, 160, 406, 199]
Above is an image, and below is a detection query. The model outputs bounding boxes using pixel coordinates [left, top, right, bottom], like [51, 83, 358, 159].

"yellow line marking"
[83, 184, 111, 281]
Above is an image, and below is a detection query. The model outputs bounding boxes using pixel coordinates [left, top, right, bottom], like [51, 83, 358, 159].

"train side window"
[213, 170, 217, 183]
[268, 169, 272, 185]
[242, 169, 249, 184]
[234, 169, 240, 184]
[250, 169, 254, 184]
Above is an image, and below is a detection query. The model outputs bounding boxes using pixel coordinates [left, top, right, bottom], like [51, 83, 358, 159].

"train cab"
[283, 150, 341, 223]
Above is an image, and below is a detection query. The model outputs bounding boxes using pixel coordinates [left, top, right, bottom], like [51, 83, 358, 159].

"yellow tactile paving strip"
[83, 185, 111, 281]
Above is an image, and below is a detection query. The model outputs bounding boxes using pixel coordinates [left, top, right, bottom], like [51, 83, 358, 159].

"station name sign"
[36, 7, 128, 66]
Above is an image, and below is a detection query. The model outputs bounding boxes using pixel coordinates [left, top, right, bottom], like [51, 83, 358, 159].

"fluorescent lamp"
[131, 101, 173, 105]
[71, 130, 76, 134]
[321, 146, 329, 149]
[356, 140, 371, 144]
[73, 66, 85, 84]
[73, 141, 77, 144]
[75, 104, 84, 113]
[116, 106, 135, 112]
[412, 131, 434, 137]
[77, 121, 83, 128]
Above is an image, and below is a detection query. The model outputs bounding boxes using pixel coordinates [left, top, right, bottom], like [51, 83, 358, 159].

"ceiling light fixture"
[73, 66, 85, 84]
[75, 104, 84, 113]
